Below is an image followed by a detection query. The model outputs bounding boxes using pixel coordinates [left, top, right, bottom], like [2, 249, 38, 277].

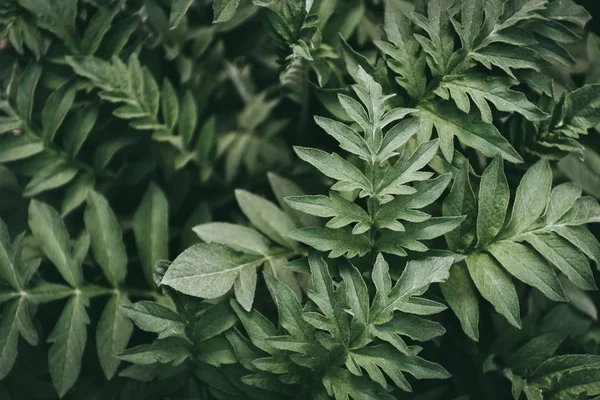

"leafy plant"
[2, 0, 600, 399]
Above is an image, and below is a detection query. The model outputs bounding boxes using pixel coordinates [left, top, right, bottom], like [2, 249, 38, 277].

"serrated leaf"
[118, 337, 190, 365]
[466, 252, 521, 328]
[488, 241, 566, 302]
[476, 156, 509, 247]
[235, 190, 297, 250]
[443, 162, 476, 251]
[286, 192, 370, 230]
[294, 147, 371, 193]
[420, 101, 523, 163]
[193, 223, 272, 255]
[121, 301, 185, 339]
[287, 227, 370, 258]
[504, 159, 553, 236]
[436, 74, 548, 123]
[161, 243, 264, 311]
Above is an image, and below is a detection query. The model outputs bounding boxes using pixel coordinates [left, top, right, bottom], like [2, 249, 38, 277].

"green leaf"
[235, 190, 297, 250]
[178, 91, 197, 148]
[169, 0, 195, 28]
[121, 301, 185, 339]
[294, 147, 371, 193]
[133, 183, 169, 287]
[41, 80, 77, 142]
[488, 241, 566, 302]
[436, 74, 548, 123]
[28, 200, 82, 288]
[410, 0, 455, 76]
[63, 100, 99, 157]
[84, 191, 127, 287]
[377, 3, 427, 98]
[476, 157, 509, 247]
[0, 135, 44, 163]
[97, 294, 133, 380]
[286, 192, 370, 231]
[287, 227, 370, 258]
[443, 162, 476, 252]
[213, 0, 240, 23]
[420, 101, 523, 163]
[466, 252, 521, 328]
[193, 223, 273, 255]
[555, 83, 600, 135]
[440, 264, 479, 341]
[48, 295, 90, 397]
[23, 160, 78, 197]
[268, 172, 321, 228]
[16, 64, 42, 121]
[504, 159, 553, 236]
[0, 219, 22, 290]
[19, 0, 78, 50]
[118, 337, 190, 365]
[0, 298, 39, 379]
[313, 116, 371, 161]
[161, 243, 265, 311]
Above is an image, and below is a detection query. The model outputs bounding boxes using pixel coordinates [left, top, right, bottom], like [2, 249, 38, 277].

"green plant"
[2, 0, 600, 399]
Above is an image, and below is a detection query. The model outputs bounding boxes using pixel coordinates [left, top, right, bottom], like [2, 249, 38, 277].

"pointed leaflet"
[420, 101, 523, 163]
[306, 251, 350, 341]
[503, 159, 553, 237]
[377, 1, 427, 98]
[286, 192, 370, 230]
[28, 200, 82, 288]
[410, 0, 455, 76]
[0, 218, 22, 290]
[489, 241, 566, 302]
[161, 243, 264, 311]
[235, 190, 298, 250]
[443, 162, 476, 252]
[84, 191, 127, 287]
[466, 252, 521, 328]
[314, 116, 371, 161]
[267, 172, 321, 228]
[263, 272, 313, 341]
[118, 337, 190, 366]
[440, 264, 480, 341]
[193, 223, 272, 256]
[435, 74, 548, 123]
[0, 298, 39, 379]
[294, 147, 371, 193]
[476, 157, 509, 247]
[48, 295, 90, 397]
[41, 80, 77, 142]
[97, 294, 134, 380]
[287, 227, 371, 259]
[170, 0, 195, 28]
[133, 183, 169, 287]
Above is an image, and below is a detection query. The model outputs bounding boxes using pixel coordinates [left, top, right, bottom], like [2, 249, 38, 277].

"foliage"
[1, 0, 600, 399]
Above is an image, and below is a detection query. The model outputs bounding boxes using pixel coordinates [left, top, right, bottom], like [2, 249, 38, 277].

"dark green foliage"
[1, 0, 600, 399]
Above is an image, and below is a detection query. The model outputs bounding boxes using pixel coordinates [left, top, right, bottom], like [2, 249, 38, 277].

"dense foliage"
[1, 0, 600, 399]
